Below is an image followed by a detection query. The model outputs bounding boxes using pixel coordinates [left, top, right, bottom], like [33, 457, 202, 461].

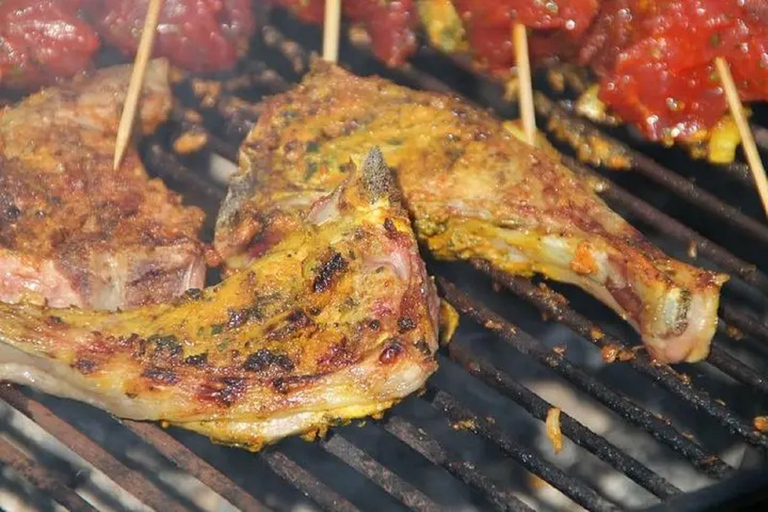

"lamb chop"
[0, 148, 440, 449]
[215, 62, 728, 364]
[0, 59, 206, 310]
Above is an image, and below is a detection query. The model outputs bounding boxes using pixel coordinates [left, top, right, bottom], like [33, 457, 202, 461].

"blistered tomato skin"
[267, 0, 417, 66]
[580, 0, 768, 141]
[0, 0, 100, 90]
[453, 0, 599, 73]
[453, 0, 768, 142]
[86, 0, 257, 73]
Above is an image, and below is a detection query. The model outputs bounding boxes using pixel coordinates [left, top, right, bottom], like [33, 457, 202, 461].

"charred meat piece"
[0, 60, 206, 310]
[0, 149, 439, 450]
[215, 62, 727, 364]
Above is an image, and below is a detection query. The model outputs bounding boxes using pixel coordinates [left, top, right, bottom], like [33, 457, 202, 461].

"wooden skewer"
[513, 23, 536, 146]
[113, 0, 164, 170]
[323, 0, 342, 63]
[715, 57, 768, 218]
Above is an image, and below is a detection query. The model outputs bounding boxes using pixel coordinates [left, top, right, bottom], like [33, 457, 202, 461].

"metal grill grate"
[1, 8, 768, 511]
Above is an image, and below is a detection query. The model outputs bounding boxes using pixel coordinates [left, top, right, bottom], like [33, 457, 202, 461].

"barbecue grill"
[1, 7, 768, 511]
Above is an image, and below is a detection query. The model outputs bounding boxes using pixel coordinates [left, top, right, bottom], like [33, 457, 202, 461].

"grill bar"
[383, 416, 534, 512]
[705, 348, 768, 396]
[0, 437, 96, 512]
[0, 386, 188, 512]
[181, 77, 261, 138]
[261, 25, 312, 74]
[430, 389, 621, 512]
[122, 421, 268, 511]
[320, 434, 441, 512]
[261, 450, 358, 512]
[437, 280, 735, 477]
[719, 305, 768, 343]
[448, 343, 681, 498]
[562, 156, 768, 292]
[170, 107, 240, 162]
[748, 125, 768, 157]
[722, 162, 753, 186]
[535, 95, 768, 246]
[146, 143, 226, 203]
[474, 262, 768, 443]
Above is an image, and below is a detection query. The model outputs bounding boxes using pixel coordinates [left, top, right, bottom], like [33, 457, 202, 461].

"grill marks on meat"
[215, 62, 727, 364]
[0, 60, 206, 310]
[0, 148, 439, 450]
[313, 252, 349, 292]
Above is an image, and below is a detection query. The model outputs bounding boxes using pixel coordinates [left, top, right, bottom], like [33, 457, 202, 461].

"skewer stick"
[323, 0, 342, 62]
[715, 57, 768, 218]
[513, 23, 535, 146]
[113, 0, 164, 170]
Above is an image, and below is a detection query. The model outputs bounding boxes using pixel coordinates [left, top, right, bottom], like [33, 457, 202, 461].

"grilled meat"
[0, 60, 206, 310]
[215, 63, 728, 364]
[0, 148, 440, 449]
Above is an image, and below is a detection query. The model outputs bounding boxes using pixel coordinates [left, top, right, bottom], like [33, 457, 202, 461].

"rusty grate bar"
[473, 261, 768, 440]
[447, 343, 681, 499]
[437, 279, 737, 475]
[383, 416, 533, 512]
[429, 389, 621, 512]
[122, 421, 268, 511]
[0, 385, 188, 512]
[319, 434, 441, 512]
[261, 450, 358, 512]
[0, 437, 96, 512]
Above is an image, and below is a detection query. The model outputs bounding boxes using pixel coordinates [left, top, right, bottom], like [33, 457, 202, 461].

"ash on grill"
[1, 7, 767, 512]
